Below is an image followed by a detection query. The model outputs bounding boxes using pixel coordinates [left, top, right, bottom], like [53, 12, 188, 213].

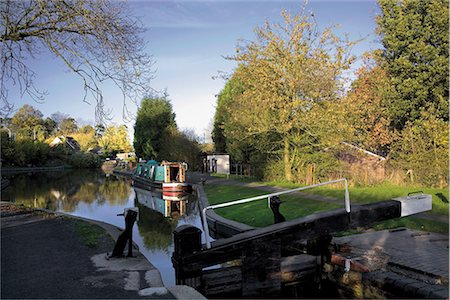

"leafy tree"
[10, 104, 44, 140]
[392, 111, 448, 187]
[79, 125, 95, 135]
[98, 125, 132, 154]
[59, 118, 78, 135]
[343, 52, 396, 156]
[376, 0, 449, 130]
[1, 0, 154, 121]
[50, 112, 69, 129]
[134, 96, 176, 160]
[224, 9, 355, 181]
[72, 125, 97, 152]
[212, 73, 244, 153]
[95, 124, 105, 138]
[159, 127, 201, 169]
[43, 117, 57, 137]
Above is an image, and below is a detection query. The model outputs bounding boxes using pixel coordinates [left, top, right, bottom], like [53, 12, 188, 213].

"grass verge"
[204, 185, 341, 227]
[72, 220, 108, 248]
[204, 183, 449, 234]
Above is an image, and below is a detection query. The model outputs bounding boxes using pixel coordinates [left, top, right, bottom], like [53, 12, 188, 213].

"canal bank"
[0, 202, 205, 299]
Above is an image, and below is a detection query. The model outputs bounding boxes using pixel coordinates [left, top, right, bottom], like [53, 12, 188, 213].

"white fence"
[201, 178, 350, 248]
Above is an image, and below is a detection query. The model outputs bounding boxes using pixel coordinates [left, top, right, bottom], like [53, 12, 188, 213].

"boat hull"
[162, 182, 191, 192]
[132, 175, 191, 192]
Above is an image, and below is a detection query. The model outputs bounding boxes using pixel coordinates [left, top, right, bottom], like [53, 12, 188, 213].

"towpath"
[1, 202, 205, 299]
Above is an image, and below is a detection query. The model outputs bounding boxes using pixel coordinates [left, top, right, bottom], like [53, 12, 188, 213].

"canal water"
[1, 169, 206, 286]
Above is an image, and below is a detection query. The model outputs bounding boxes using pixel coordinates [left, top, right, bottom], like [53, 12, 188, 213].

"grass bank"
[204, 179, 448, 234]
[72, 219, 110, 248]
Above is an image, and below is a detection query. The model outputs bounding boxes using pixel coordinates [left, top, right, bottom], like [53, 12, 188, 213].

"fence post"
[172, 225, 203, 289]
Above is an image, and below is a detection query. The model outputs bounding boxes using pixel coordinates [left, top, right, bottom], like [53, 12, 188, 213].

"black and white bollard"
[109, 208, 139, 258]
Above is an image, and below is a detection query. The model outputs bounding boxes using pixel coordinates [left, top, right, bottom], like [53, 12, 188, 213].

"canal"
[1, 169, 206, 286]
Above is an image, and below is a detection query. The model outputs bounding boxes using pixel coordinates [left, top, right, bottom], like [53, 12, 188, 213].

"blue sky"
[10, 0, 382, 141]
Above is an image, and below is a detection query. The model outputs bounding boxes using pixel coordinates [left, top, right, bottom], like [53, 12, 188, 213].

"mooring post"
[172, 225, 203, 289]
[110, 208, 138, 258]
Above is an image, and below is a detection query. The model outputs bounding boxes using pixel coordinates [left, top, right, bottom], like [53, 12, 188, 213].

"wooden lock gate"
[172, 200, 404, 298]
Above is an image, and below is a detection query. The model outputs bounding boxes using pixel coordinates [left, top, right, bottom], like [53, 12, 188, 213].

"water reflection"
[134, 188, 200, 251]
[2, 170, 204, 286]
[135, 188, 196, 218]
[2, 170, 131, 212]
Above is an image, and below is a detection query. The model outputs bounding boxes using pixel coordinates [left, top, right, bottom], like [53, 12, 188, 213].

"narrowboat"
[134, 187, 192, 218]
[132, 160, 191, 192]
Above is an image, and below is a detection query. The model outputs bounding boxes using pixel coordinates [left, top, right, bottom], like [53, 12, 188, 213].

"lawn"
[265, 182, 449, 216]
[204, 184, 341, 228]
[204, 181, 449, 234]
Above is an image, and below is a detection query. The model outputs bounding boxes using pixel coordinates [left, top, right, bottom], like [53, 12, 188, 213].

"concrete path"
[1, 204, 205, 299]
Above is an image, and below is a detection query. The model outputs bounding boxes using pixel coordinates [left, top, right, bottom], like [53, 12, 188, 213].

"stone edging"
[1, 166, 69, 174]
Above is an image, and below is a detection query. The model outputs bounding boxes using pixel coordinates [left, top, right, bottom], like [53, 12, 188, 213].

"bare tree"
[1, 0, 154, 123]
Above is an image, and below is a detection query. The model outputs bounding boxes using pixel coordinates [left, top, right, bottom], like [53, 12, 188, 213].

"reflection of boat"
[132, 160, 191, 192]
[134, 188, 194, 218]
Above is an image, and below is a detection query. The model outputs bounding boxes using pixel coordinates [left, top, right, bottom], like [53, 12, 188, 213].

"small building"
[49, 136, 80, 152]
[206, 154, 230, 174]
[116, 152, 136, 161]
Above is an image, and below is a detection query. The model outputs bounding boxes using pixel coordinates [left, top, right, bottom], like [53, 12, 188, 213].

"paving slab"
[334, 229, 449, 278]
[334, 229, 449, 298]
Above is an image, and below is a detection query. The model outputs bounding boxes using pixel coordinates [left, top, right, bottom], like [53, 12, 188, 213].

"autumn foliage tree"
[222, 9, 355, 181]
[98, 125, 132, 155]
[343, 52, 395, 156]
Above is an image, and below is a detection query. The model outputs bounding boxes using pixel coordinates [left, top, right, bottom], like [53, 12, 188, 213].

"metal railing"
[201, 178, 350, 249]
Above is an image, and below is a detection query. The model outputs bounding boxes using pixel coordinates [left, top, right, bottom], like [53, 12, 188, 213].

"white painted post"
[344, 179, 351, 213]
[202, 207, 212, 249]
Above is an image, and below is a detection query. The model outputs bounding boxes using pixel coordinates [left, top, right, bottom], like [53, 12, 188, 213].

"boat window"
[150, 166, 155, 180]
[170, 166, 180, 182]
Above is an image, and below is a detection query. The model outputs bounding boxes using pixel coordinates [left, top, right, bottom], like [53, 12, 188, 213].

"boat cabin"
[135, 160, 187, 183]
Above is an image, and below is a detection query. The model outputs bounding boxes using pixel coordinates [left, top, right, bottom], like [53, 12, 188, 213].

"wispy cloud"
[129, 1, 223, 29]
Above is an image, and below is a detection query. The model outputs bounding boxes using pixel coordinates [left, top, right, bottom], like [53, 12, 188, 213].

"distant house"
[49, 136, 81, 152]
[116, 152, 136, 160]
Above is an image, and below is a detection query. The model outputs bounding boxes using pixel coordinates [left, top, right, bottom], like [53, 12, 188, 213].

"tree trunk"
[283, 137, 293, 181]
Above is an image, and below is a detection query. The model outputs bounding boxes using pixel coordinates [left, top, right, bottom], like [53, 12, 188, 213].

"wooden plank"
[241, 238, 282, 297]
[175, 201, 400, 272]
[203, 266, 242, 296]
[201, 255, 319, 297]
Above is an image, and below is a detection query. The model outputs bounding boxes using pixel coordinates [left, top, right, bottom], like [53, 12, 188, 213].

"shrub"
[66, 152, 102, 168]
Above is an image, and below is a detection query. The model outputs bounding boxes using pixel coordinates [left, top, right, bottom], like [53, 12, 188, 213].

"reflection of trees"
[97, 178, 131, 205]
[3, 170, 131, 211]
[135, 198, 178, 251]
